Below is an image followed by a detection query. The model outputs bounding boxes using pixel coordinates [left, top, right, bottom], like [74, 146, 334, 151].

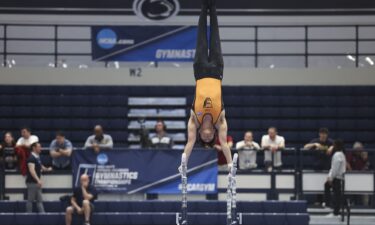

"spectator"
[261, 127, 285, 171]
[347, 142, 369, 171]
[304, 128, 334, 170]
[49, 131, 73, 170]
[0, 132, 17, 171]
[65, 174, 97, 225]
[346, 142, 370, 206]
[150, 120, 174, 149]
[236, 131, 260, 170]
[15, 127, 39, 175]
[324, 139, 346, 217]
[84, 125, 113, 153]
[26, 142, 52, 213]
[214, 135, 233, 171]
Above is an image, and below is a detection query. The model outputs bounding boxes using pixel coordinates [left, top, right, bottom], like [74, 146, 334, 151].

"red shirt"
[215, 136, 233, 165]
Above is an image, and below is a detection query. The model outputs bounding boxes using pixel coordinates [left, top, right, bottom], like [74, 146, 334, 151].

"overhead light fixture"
[365, 57, 374, 66]
[346, 55, 356, 62]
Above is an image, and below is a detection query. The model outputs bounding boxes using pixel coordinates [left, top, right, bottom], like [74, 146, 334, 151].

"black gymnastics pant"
[193, 3, 224, 81]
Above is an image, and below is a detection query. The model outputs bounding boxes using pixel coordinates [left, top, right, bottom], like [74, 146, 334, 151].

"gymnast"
[180, 0, 233, 171]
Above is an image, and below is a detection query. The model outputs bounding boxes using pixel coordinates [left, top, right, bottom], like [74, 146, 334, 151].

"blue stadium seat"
[51, 107, 71, 118]
[243, 213, 264, 225]
[108, 96, 127, 106]
[31, 119, 52, 130]
[279, 108, 298, 118]
[14, 213, 39, 225]
[242, 108, 262, 117]
[264, 213, 287, 225]
[107, 202, 130, 212]
[51, 119, 72, 130]
[12, 107, 33, 117]
[94, 202, 108, 212]
[70, 107, 90, 118]
[0, 119, 13, 130]
[285, 201, 307, 213]
[263, 201, 285, 213]
[299, 107, 319, 118]
[0, 107, 13, 117]
[0, 213, 15, 225]
[286, 214, 310, 225]
[35, 95, 52, 106]
[238, 202, 262, 213]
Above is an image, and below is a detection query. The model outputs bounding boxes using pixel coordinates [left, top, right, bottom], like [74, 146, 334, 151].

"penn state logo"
[133, 0, 180, 21]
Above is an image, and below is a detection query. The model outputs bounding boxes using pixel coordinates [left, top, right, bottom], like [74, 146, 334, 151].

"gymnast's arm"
[217, 112, 233, 167]
[183, 113, 198, 162]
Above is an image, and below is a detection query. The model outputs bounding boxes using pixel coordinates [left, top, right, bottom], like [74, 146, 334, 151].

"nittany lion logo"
[133, 0, 180, 21]
[203, 98, 213, 108]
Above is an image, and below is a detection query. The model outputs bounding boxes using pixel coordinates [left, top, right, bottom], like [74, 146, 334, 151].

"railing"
[1, 147, 374, 206]
[0, 24, 375, 68]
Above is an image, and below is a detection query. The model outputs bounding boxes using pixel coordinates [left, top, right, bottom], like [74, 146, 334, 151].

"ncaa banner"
[72, 149, 218, 194]
[91, 26, 197, 62]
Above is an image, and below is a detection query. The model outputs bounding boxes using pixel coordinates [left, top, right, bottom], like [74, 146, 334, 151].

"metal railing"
[1, 24, 375, 68]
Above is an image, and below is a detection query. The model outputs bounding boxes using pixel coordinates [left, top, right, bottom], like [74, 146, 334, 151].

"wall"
[0, 67, 375, 86]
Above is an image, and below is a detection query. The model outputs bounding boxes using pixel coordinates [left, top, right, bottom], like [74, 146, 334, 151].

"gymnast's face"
[199, 121, 215, 143]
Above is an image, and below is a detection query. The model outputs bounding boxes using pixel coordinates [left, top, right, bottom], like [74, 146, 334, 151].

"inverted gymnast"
[180, 0, 233, 170]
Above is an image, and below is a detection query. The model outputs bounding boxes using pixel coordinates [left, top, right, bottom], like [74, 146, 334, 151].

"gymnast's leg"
[208, 0, 224, 79]
[194, 0, 209, 79]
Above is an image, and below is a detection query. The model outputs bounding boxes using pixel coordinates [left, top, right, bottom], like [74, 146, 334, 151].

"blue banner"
[91, 26, 197, 62]
[72, 149, 218, 194]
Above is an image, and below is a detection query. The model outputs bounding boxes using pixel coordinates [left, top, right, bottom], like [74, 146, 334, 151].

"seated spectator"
[347, 142, 369, 171]
[261, 127, 285, 171]
[0, 132, 17, 171]
[347, 142, 370, 206]
[304, 128, 334, 170]
[84, 125, 113, 153]
[214, 135, 233, 171]
[26, 142, 52, 213]
[236, 131, 260, 170]
[150, 120, 174, 149]
[49, 131, 73, 170]
[324, 139, 346, 217]
[16, 127, 39, 175]
[65, 174, 97, 225]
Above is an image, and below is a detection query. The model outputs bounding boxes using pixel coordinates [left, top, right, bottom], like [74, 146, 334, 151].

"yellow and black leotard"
[192, 77, 223, 126]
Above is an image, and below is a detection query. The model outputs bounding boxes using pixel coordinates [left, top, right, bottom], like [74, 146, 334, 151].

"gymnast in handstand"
[181, 0, 233, 170]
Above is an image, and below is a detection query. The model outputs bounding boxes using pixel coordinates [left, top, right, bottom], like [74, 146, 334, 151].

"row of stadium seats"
[1, 85, 374, 147]
[0, 200, 307, 213]
[0, 85, 373, 96]
[0, 201, 309, 225]
[1, 106, 374, 119]
[0, 212, 310, 225]
[1, 95, 375, 107]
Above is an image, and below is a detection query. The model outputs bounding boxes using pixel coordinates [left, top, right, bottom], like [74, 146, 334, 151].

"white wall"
[0, 67, 375, 86]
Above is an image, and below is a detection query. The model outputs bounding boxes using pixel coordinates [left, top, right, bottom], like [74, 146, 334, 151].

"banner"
[72, 149, 218, 194]
[91, 26, 197, 62]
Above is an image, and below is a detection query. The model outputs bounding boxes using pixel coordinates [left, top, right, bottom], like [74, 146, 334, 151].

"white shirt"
[328, 151, 346, 180]
[236, 140, 260, 150]
[261, 134, 285, 167]
[16, 135, 39, 147]
[261, 135, 285, 149]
